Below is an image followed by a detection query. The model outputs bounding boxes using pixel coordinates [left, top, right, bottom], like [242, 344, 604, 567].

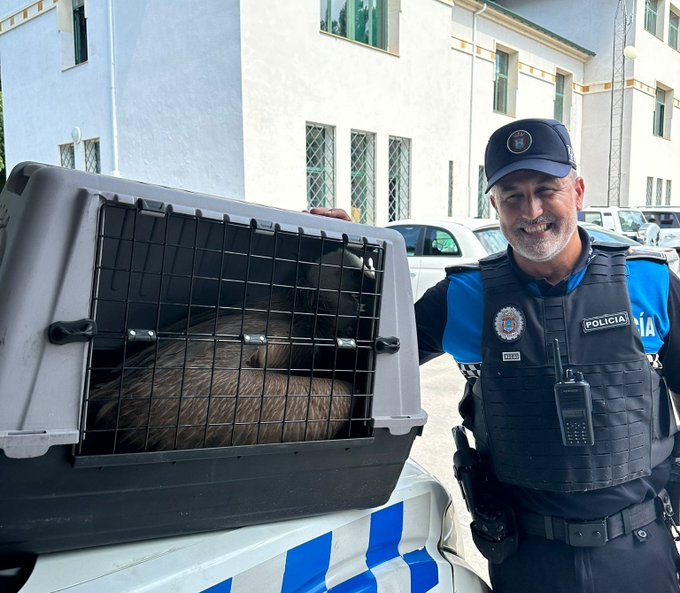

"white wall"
[1, 0, 590, 217]
[0, 0, 246, 199]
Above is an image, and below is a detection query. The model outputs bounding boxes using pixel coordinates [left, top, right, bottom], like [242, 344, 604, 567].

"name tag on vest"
[582, 311, 630, 333]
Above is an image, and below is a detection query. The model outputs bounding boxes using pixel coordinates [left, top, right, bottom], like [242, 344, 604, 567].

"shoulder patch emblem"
[494, 306, 525, 342]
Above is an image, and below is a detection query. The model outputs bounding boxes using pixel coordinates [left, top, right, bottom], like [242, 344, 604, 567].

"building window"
[670, 10, 680, 50]
[666, 179, 673, 205]
[84, 138, 100, 173]
[60, 143, 75, 168]
[654, 87, 666, 137]
[657, 178, 664, 205]
[320, 0, 387, 51]
[554, 73, 565, 122]
[350, 130, 375, 225]
[477, 166, 490, 218]
[646, 176, 654, 206]
[306, 123, 335, 209]
[448, 161, 454, 217]
[645, 0, 659, 35]
[494, 51, 509, 114]
[388, 136, 411, 222]
[73, 0, 88, 65]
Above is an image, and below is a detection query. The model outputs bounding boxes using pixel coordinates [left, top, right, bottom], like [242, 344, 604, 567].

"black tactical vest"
[468, 246, 675, 492]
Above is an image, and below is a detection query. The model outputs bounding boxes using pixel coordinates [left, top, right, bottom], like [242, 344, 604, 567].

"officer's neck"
[513, 231, 584, 286]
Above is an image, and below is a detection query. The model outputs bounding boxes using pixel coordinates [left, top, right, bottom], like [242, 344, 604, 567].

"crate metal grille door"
[80, 203, 384, 455]
[306, 123, 335, 209]
[350, 131, 376, 225]
[388, 136, 411, 222]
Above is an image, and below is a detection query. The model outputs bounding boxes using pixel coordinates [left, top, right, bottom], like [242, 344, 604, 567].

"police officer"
[416, 119, 680, 592]
[310, 118, 680, 592]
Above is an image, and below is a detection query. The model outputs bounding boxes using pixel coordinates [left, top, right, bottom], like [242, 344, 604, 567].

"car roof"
[385, 217, 499, 231]
[581, 206, 644, 212]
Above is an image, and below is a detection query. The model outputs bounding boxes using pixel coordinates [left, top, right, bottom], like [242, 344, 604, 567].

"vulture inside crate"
[83, 213, 380, 454]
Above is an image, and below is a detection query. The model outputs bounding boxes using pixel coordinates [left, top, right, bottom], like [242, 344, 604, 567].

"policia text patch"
[582, 311, 630, 333]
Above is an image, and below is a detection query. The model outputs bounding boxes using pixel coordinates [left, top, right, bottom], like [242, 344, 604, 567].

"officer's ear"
[574, 177, 585, 211]
[490, 193, 498, 213]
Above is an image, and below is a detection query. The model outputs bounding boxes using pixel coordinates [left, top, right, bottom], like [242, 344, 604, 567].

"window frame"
[645, 0, 659, 35]
[670, 9, 680, 50]
[350, 130, 376, 225]
[305, 123, 336, 210]
[320, 0, 389, 52]
[387, 136, 411, 222]
[494, 50, 509, 114]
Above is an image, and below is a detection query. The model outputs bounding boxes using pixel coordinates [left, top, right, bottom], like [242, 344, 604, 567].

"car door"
[417, 225, 464, 299]
[387, 224, 424, 299]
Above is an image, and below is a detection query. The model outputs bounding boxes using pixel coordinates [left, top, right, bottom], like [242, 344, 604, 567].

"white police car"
[10, 460, 491, 593]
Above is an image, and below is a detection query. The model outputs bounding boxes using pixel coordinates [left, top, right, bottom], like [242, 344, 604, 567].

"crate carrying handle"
[48, 319, 98, 345]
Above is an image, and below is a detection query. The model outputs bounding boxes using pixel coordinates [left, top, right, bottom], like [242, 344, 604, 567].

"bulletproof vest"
[468, 247, 675, 492]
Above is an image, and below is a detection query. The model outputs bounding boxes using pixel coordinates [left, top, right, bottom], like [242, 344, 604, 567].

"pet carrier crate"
[0, 162, 426, 555]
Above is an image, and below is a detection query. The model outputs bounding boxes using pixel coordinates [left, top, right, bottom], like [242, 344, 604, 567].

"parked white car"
[388, 218, 679, 302]
[578, 206, 660, 245]
[385, 218, 505, 301]
[637, 207, 680, 251]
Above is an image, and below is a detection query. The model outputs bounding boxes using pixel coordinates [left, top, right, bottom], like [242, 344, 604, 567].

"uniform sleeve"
[660, 272, 680, 392]
[414, 278, 450, 365]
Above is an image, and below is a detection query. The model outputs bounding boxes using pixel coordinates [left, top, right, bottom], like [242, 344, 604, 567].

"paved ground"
[409, 355, 491, 585]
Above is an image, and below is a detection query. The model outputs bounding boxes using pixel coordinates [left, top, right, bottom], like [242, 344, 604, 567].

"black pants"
[489, 517, 680, 593]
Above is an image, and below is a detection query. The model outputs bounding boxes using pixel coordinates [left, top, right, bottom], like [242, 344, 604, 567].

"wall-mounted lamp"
[623, 45, 638, 60]
[71, 126, 82, 144]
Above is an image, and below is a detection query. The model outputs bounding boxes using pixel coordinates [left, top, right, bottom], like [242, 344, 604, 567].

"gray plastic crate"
[0, 162, 426, 554]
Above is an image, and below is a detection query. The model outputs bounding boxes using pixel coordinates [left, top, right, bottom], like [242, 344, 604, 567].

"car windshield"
[617, 210, 646, 233]
[583, 226, 638, 246]
[474, 228, 508, 254]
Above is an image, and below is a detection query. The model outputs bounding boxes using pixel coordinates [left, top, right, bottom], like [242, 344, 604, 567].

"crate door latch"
[48, 319, 98, 345]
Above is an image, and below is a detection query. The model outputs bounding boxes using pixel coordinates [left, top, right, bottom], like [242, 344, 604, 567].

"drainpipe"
[107, 0, 120, 176]
[467, 2, 487, 217]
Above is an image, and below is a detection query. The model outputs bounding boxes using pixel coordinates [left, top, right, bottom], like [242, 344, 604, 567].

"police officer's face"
[490, 171, 585, 263]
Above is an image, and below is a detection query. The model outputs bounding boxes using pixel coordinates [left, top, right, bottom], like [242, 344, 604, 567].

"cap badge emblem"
[507, 130, 532, 154]
[494, 306, 525, 342]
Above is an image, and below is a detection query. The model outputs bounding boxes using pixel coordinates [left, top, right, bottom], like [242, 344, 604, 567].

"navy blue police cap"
[484, 118, 577, 192]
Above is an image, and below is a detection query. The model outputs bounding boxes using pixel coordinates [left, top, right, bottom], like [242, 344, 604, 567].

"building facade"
[496, 0, 680, 207]
[1, 0, 596, 223]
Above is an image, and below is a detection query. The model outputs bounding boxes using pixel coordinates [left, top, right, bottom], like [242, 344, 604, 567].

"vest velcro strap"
[518, 497, 660, 547]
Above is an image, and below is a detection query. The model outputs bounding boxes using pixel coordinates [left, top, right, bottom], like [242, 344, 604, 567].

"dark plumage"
[86, 247, 376, 453]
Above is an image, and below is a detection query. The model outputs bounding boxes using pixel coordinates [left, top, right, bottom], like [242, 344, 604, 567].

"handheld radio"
[552, 339, 595, 447]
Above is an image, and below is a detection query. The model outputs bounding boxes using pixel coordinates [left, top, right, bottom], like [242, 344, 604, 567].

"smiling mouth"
[521, 222, 553, 234]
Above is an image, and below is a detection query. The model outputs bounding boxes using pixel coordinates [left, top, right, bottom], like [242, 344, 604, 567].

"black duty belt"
[518, 495, 661, 547]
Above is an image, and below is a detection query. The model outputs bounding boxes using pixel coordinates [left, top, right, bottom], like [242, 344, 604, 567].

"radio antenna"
[552, 339, 564, 381]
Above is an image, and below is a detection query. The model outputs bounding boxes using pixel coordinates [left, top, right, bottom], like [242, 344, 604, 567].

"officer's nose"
[523, 194, 543, 220]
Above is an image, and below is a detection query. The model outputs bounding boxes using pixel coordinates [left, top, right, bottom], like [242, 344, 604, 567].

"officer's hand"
[305, 207, 352, 222]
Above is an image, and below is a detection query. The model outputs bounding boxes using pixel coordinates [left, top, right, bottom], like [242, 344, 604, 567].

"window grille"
[60, 143, 75, 169]
[671, 11, 680, 50]
[306, 123, 335, 209]
[320, 0, 387, 51]
[477, 166, 490, 218]
[494, 51, 509, 114]
[388, 136, 411, 222]
[646, 177, 654, 206]
[654, 88, 666, 137]
[657, 178, 663, 205]
[73, 0, 88, 64]
[666, 180, 673, 205]
[645, 0, 658, 35]
[448, 161, 454, 217]
[350, 131, 376, 225]
[554, 73, 565, 123]
[84, 138, 101, 173]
